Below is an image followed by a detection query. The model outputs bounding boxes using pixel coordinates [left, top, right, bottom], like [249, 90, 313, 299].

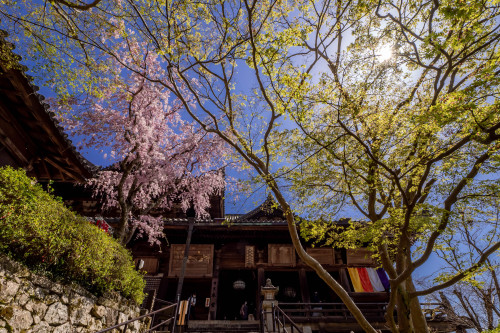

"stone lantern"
[261, 278, 279, 331]
[261, 278, 279, 300]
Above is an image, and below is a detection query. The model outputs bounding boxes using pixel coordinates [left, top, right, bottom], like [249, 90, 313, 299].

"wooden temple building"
[130, 195, 394, 331]
[125, 195, 467, 333]
[0, 37, 468, 333]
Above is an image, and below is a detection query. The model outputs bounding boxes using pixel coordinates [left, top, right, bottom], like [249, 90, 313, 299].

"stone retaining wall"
[0, 255, 148, 333]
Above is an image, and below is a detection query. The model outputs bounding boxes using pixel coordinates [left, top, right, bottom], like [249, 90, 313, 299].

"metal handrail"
[155, 298, 175, 305]
[260, 303, 303, 333]
[96, 303, 176, 333]
[272, 303, 304, 333]
[149, 298, 176, 332]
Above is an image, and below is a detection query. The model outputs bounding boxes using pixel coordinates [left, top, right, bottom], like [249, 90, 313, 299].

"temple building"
[129, 194, 400, 332]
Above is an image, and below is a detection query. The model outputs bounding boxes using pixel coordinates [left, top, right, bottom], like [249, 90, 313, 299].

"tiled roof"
[235, 193, 283, 221]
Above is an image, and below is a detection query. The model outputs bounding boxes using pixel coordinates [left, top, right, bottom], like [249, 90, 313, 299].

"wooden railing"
[278, 302, 388, 322]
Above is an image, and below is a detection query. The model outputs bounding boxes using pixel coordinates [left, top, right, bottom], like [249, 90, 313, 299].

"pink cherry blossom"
[55, 52, 228, 245]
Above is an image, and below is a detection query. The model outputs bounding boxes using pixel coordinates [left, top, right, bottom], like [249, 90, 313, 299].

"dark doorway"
[217, 270, 257, 320]
[164, 278, 212, 319]
[264, 271, 301, 302]
[306, 271, 341, 302]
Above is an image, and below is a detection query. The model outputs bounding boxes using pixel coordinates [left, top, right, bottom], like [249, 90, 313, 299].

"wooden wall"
[346, 248, 374, 265]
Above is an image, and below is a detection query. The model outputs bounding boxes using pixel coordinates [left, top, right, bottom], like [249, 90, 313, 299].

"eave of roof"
[233, 193, 285, 221]
[0, 32, 95, 182]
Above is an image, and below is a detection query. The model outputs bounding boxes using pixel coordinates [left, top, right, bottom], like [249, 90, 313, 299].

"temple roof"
[229, 193, 285, 223]
[0, 33, 95, 182]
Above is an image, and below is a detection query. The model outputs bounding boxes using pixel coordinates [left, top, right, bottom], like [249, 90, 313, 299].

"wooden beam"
[340, 268, 352, 292]
[256, 267, 265, 319]
[44, 157, 83, 182]
[0, 70, 91, 180]
[39, 158, 50, 180]
[209, 249, 221, 320]
[0, 103, 42, 162]
[0, 135, 28, 164]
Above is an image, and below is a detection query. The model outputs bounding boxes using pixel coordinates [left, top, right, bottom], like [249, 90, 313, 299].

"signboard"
[168, 244, 214, 277]
[306, 248, 335, 265]
[268, 244, 295, 266]
[346, 248, 374, 265]
[245, 246, 255, 268]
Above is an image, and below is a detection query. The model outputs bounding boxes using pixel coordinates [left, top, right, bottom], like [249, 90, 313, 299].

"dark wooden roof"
[227, 193, 285, 223]
[0, 35, 94, 182]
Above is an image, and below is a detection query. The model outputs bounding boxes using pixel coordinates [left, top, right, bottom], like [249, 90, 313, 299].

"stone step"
[153, 330, 260, 333]
[186, 320, 260, 333]
[154, 328, 260, 333]
[151, 320, 261, 333]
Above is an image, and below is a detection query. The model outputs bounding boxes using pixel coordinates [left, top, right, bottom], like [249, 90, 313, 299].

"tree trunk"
[116, 206, 130, 244]
[407, 278, 429, 333]
[270, 185, 380, 333]
[396, 286, 411, 333]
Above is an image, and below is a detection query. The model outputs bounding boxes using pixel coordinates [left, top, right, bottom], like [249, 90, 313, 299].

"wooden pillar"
[172, 219, 194, 333]
[299, 268, 310, 303]
[256, 267, 265, 319]
[209, 249, 221, 320]
[340, 268, 352, 292]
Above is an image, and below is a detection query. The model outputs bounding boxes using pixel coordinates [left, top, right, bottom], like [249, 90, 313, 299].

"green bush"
[0, 166, 145, 303]
[483, 328, 500, 333]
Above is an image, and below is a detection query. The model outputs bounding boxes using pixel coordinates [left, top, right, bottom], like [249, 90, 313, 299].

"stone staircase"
[152, 320, 261, 333]
[187, 320, 260, 333]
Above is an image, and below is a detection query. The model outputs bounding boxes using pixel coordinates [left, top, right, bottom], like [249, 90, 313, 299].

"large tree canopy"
[281, 1, 500, 330]
[1, 0, 499, 332]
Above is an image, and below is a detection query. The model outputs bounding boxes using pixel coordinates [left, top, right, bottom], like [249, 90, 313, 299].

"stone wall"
[0, 255, 149, 333]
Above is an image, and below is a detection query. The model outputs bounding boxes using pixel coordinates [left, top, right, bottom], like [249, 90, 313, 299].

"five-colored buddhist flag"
[347, 267, 364, 292]
[376, 268, 390, 291]
[366, 267, 385, 292]
[357, 268, 374, 292]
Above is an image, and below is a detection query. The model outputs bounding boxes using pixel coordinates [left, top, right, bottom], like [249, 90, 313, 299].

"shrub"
[0, 166, 145, 303]
[483, 329, 500, 333]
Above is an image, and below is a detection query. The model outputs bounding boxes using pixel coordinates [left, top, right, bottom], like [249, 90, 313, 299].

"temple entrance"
[306, 271, 341, 302]
[163, 278, 212, 319]
[264, 271, 301, 302]
[216, 270, 257, 320]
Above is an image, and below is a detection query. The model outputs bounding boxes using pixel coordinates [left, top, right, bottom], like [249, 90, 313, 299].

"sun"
[376, 44, 393, 62]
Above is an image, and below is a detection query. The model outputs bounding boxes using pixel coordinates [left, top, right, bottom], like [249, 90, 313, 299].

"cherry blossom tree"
[56, 51, 227, 245]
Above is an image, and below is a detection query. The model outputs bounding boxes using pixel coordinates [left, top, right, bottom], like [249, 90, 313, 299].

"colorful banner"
[347, 267, 390, 292]
[347, 267, 364, 292]
[85, 216, 113, 235]
[366, 267, 385, 292]
[376, 268, 390, 291]
[357, 268, 374, 292]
